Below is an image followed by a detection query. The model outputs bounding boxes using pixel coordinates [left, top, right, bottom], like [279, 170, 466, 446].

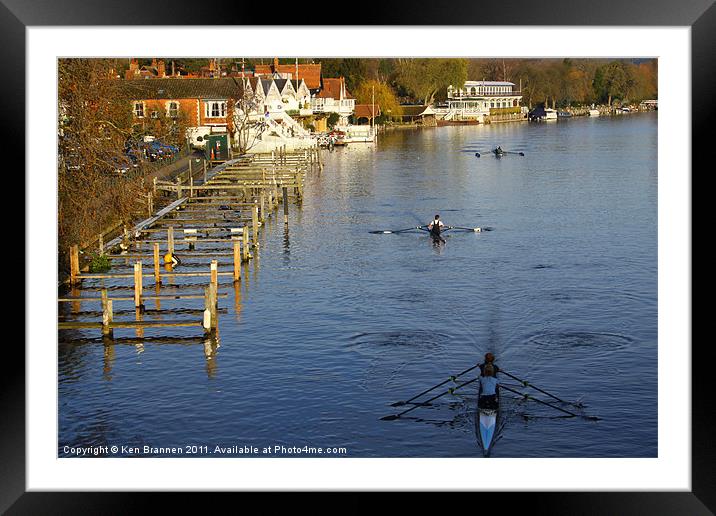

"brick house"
[124, 78, 246, 132]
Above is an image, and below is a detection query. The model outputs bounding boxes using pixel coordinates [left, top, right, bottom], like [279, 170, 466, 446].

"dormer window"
[133, 102, 145, 118]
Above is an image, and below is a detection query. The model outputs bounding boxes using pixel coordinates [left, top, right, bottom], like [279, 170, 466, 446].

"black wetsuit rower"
[429, 218, 443, 242]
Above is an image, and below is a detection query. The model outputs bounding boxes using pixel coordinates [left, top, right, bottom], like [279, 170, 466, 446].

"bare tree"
[232, 88, 268, 154]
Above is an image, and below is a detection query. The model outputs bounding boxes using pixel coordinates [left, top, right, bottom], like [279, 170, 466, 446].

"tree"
[593, 61, 634, 106]
[327, 112, 340, 129]
[58, 59, 149, 271]
[232, 87, 268, 154]
[353, 79, 402, 120]
[395, 58, 468, 105]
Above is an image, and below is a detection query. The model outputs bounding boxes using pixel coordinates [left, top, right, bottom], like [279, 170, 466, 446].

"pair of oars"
[475, 150, 525, 157]
[370, 225, 485, 234]
[382, 366, 597, 421]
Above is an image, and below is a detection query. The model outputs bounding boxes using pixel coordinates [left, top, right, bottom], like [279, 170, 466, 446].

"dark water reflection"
[59, 113, 657, 457]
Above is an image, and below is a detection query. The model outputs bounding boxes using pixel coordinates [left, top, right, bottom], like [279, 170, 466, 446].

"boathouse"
[444, 81, 523, 122]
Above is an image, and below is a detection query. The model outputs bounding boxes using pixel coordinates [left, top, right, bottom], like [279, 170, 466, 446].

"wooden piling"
[259, 193, 265, 222]
[177, 178, 183, 200]
[283, 186, 289, 225]
[153, 242, 161, 285]
[203, 285, 217, 332]
[98, 233, 104, 254]
[203, 160, 207, 184]
[252, 204, 259, 247]
[167, 226, 175, 255]
[233, 242, 241, 282]
[101, 289, 113, 337]
[242, 234, 249, 262]
[210, 260, 218, 289]
[69, 245, 80, 285]
[189, 175, 194, 198]
[133, 261, 144, 309]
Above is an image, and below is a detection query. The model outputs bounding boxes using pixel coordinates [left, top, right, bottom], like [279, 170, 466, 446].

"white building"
[311, 77, 355, 126]
[445, 81, 523, 121]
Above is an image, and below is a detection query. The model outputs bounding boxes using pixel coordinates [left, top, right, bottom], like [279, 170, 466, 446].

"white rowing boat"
[477, 386, 500, 453]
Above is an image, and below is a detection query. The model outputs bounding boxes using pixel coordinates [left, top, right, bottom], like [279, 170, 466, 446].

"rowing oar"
[369, 226, 424, 234]
[390, 363, 481, 407]
[447, 226, 483, 232]
[499, 370, 584, 408]
[381, 376, 480, 421]
[504, 151, 525, 156]
[499, 384, 600, 421]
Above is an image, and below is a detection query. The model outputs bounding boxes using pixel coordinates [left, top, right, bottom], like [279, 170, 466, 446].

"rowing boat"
[477, 383, 500, 453]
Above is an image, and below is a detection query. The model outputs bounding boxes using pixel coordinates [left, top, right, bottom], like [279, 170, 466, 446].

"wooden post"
[189, 175, 194, 198]
[153, 176, 157, 195]
[177, 178, 183, 199]
[283, 186, 289, 225]
[233, 241, 241, 282]
[203, 286, 212, 333]
[167, 226, 175, 255]
[296, 167, 303, 201]
[259, 193, 265, 222]
[98, 233, 104, 254]
[147, 192, 153, 216]
[69, 245, 80, 285]
[188, 158, 192, 180]
[242, 233, 249, 262]
[133, 261, 144, 309]
[210, 260, 218, 290]
[153, 242, 161, 285]
[252, 204, 259, 247]
[101, 289, 113, 337]
[203, 160, 207, 184]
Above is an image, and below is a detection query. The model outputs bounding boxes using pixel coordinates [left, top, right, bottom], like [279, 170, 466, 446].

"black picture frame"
[5, 0, 707, 512]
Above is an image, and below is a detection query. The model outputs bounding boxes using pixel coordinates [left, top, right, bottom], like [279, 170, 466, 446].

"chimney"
[273, 57, 279, 72]
[129, 58, 139, 71]
[158, 60, 166, 77]
[151, 58, 158, 68]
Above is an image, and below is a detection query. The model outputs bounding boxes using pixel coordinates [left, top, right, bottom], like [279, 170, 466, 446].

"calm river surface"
[59, 113, 657, 458]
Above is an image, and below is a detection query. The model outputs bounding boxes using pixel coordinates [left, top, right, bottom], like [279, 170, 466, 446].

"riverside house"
[443, 80, 523, 122]
[311, 77, 355, 126]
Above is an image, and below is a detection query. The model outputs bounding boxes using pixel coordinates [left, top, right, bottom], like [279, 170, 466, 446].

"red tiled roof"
[316, 77, 353, 100]
[254, 63, 322, 89]
[354, 104, 381, 118]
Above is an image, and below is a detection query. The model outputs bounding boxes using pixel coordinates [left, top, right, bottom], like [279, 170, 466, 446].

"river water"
[59, 113, 657, 458]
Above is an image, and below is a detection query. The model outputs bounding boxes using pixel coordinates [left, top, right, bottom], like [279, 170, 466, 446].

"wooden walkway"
[61, 146, 322, 342]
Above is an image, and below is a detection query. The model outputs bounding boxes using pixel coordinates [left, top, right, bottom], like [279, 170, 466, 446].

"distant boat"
[588, 109, 600, 116]
[528, 106, 557, 122]
[557, 111, 572, 118]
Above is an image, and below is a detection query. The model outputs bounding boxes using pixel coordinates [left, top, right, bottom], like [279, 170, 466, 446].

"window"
[134, 102, 145, 118]
[205, 101, 227, 118]
[150, 110, 159, 119]
[167, 102, 179, 118]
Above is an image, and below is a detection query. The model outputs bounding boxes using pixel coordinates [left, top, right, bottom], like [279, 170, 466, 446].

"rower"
[495, 146, 504, 155]
[479, 352, 500, 376]
[427, 214, 444, 238]
[478, 363, 499, 410]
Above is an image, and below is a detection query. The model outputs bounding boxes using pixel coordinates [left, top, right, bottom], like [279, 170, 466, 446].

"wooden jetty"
[61, 147, 320, 341]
